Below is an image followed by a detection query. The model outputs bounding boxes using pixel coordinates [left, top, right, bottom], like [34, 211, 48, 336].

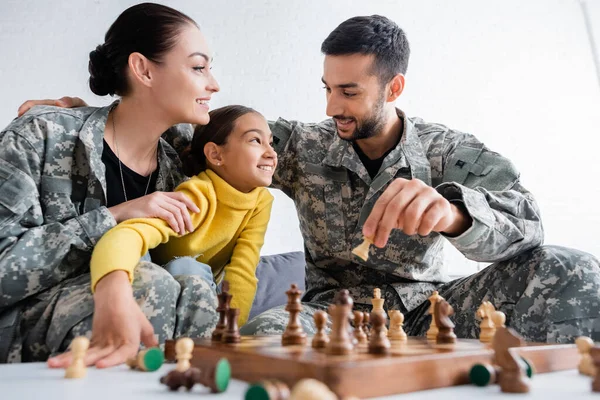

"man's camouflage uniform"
[0, 104, 217, 363]
[240, 110, 600, 343]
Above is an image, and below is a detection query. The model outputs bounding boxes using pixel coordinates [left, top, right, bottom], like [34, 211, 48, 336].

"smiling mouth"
[196, 99, 209, 105]
[258, 166, 274, 172]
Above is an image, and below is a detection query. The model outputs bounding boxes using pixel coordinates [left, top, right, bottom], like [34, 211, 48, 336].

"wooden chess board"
[165, 336, 579, 398]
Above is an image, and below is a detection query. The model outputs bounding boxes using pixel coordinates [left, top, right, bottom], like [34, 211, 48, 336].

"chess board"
[165, 336, 579, 398]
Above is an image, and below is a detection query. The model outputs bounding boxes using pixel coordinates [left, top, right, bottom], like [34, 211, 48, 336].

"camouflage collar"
[77, 102, 118, 202]
[321, 108, 431, 186]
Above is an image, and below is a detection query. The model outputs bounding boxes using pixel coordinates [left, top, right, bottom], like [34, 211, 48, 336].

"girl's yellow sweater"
[90, 169, 273, 325]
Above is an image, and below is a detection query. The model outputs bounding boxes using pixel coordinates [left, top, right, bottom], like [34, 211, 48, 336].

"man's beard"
[336, 97, 386, 142]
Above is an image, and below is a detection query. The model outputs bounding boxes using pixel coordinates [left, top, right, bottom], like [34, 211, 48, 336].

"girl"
[90, 105, 277, 327]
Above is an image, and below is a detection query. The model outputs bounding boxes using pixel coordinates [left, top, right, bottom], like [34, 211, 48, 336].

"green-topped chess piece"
[126, 347, 164, 372]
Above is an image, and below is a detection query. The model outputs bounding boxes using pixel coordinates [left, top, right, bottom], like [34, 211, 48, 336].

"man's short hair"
[321, 15, 410, 85]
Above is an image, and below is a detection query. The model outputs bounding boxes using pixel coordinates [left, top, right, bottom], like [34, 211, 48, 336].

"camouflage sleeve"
[436, 132, 543, 262]
[160, 123, 193, 156]
[268, 118, 299, 197]
[0, 130, 116, 308]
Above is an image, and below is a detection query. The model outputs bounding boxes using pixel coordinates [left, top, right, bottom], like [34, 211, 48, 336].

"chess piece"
[326, 290, 354, 355]
[246, 379, 291, 400]
[591, 347, 600, 392]
[64, 336, 89, 379]
[426, 291, 443, 340]
[353, 311, 368, 344]
[388, 310, 407, 342]
[371, 288, 388, 336]
[476, 301, 496, 343]
[312, 310, 330, 349]
[126, 347, 165, 371]
[469, 358, 533, 387]
[493, 326, 530, 393]
[363, 312, 371, 340]
[161, 369, 198, 391]
[282, 284, 308, 346]
[491, 310, 506, 328]
[212, 281, 232, 342]
[290, 378, 338, 400]
[434, 299, 456, 344]
[368, 311, 391, 355]
[160, 357, 230, 393]
[222, 308, 242, 344]
[576, 336, 596, 376]
[352, 237, 372, 261]
[175, 337, 194, 372]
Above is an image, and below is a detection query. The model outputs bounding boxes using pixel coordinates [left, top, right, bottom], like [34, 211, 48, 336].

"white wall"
[1, 0, 599, 275]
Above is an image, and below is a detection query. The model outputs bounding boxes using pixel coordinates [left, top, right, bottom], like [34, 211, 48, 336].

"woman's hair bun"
[88, 44, 117, 96]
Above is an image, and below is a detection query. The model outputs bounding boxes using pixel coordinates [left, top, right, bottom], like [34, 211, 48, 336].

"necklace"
[111, 113, 153, 202]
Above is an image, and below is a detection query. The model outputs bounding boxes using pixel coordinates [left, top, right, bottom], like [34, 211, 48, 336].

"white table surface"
[0, 363, 598, 400]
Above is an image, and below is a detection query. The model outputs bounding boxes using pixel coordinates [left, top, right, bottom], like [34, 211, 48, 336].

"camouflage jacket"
[270, 109, 544, 312]
[0, 103, 187, 322]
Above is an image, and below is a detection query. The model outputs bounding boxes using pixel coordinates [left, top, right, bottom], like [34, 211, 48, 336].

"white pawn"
[175, 337, 194, 372]
[388, 310, 407, 342]
[64, 336, 89, 379]
[290, 378, 337, 400]
[576, 336, 596, 376]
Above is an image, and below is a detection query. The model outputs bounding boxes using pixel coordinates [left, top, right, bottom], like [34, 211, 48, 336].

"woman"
[0, 3, 219, 367]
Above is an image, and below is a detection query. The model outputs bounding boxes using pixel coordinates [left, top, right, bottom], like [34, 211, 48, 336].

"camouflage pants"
[240, 245, 600, 343]
[6, 261, 217, 362]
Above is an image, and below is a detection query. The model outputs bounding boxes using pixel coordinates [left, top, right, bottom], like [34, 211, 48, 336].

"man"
[240, 15, 600, 343]
[19, 15, 600, 343]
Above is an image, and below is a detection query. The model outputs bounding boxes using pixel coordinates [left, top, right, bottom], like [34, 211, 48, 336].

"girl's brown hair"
[181, 105, 259, 177]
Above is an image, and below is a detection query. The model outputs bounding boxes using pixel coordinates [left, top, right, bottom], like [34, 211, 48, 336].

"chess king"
[14, 14, 600, 347]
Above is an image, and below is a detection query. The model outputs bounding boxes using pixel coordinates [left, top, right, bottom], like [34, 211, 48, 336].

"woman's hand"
[47, 271, 158, 369]
[108, 191, 200, 235]
[17, 96, 87, 117]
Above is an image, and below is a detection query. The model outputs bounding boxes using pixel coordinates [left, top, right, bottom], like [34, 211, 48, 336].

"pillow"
[249, 251, 306, 320]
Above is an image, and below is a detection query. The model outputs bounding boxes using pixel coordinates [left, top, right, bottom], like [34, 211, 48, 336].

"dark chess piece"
[363, 311, 371, 340]
[160, 358, 231, 393]
[246, 379, 291, 400]
[282, 284, 307, 346]
[212, 281, 232, 342]
[353, 311, 368, 344]
[326, 289, 354, 355]
[222, 307, 241, 344]
[368, 310, 391, 355]
[312, 310, 329, 349]
[160, 368, 199, 391]
[493, 327, 530, 393]
[434, 299, 457, 344]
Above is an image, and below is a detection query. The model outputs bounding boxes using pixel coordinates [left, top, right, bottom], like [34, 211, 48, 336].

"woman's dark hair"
[321, 15, 410, 85]
[88, 3, 197, 96]
[181, 105, 259, 177]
